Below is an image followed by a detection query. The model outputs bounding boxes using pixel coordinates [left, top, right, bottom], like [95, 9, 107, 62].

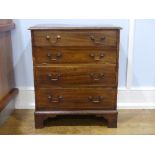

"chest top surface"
[29, 24, 122, 30]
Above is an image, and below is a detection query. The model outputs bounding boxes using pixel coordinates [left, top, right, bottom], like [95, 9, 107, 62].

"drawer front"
[33, 47, 117, 64]
[32, 30, 117, 47]
[35, 64, 116, 87]
[36, 88, 116, 110]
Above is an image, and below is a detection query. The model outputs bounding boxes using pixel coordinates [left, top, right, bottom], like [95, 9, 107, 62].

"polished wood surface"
[0, 20, 18, 125]
[30, 26, 120, 128]
[0, 19, 15, 32]
[0, 88, 18, 112]
[36, 88, 116, 110]
[0, 97, 15, 125]
[0, 30, 14, 101]
[32, 30, 117, 47]
[33, 47, 117, 64]
[35, 64, 116, 87]
[29, 24, 122, 30]
[0, 109, 155, 135]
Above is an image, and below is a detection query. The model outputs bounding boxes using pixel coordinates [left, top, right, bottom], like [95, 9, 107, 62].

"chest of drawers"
[29, 25, 121, 128]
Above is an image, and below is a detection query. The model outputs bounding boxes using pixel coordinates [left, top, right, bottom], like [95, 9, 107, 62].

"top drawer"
[32, 30, 117, 47]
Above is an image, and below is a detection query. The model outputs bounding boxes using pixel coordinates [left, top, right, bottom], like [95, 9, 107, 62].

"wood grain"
[0, 19, 15, 32]
[0, 20, 18, 124]
[35, 64, 116, 87]
[30, 27, 121, 128]
[0, 109, 155, 135]
[0, 20, 18, 112]
[0, 31, 14, 101]
[35, 88, 116, 110]
[0, 88, 18, 112]
[32, 30, 117, 47]
[33, 47, 117, 64]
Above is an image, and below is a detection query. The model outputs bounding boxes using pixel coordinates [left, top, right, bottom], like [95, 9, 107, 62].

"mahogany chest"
[29, 25, 121, 128]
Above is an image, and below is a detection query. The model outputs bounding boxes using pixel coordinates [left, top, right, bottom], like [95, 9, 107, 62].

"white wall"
[133, 20, 155, 87]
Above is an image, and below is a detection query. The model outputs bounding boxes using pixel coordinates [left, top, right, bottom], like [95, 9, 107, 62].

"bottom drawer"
[36, 88, 117, 110]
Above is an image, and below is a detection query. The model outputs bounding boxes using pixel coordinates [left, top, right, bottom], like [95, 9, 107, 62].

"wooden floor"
[0, 109, 155, 135]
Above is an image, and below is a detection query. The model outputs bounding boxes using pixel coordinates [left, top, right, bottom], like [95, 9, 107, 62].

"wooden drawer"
[32, 30, 117, 47]
[35, 64, 116, 87]
[33, 47, 117, 64]
[36, 88, 116, 110]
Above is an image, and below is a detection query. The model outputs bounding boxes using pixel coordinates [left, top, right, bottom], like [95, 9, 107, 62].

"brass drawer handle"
[90, 35, 106, 44]
[46, 35, 61, 44]
[48, 95, 63, 103]
[90, 73, 104, 81]
[47, 52, 62, 61]
[89, 52, 105, 61]
[88, 96, 104, 103]
[47, 73, 61, 81]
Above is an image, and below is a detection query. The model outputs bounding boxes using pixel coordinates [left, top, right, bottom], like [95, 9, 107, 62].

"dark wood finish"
[33, 47, 117, 64]
[36, 88, 116, 110]
[0, 98, 15, 126]
[0, 19, 15, 32]
[34, 110, 117, 129]
[0, 20, 18, 125]
[0, 88, 18, 112]
[35, 64, 116, 87]
[32, 30, 117, 47]
[30, 25, 121, 128]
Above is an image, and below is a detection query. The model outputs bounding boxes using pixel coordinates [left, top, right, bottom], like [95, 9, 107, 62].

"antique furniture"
[29, 25, 121, 128]
[0, 19, 18, 125]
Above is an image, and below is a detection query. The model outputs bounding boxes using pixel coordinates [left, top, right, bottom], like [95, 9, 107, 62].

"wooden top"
[0, 19, 15, 32]
[29, 24, 122, 30]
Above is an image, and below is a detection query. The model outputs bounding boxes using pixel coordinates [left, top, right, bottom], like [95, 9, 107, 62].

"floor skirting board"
[14, 87, 155, 109]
